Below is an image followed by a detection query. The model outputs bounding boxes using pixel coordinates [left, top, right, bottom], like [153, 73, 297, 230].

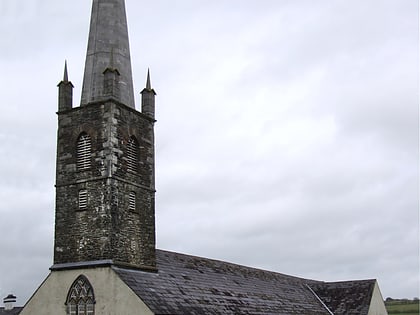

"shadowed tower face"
[81, 0, 135, 108]
[54, 0, 157, 269]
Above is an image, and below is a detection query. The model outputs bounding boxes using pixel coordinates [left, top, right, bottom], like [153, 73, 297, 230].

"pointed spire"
[81, 0, 135, 108]
[58, 60, 73, 87]
[146, 68, 151, 90]
[58, 60, 74, 112]
[142, 68, 156, 94]
[141, 69, 156, 118]
[63, 60, 69, 82]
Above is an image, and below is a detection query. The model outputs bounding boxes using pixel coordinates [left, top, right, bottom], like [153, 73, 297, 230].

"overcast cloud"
[0, 0, 418, 305]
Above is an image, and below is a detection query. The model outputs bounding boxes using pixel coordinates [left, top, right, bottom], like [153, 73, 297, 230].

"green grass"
[385, 300, 419, 315]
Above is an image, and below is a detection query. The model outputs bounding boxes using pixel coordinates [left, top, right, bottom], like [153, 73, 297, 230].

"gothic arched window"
[66, 275, 95, 315]
[77, 133, 91, 170]
[127, 136, 139, 173]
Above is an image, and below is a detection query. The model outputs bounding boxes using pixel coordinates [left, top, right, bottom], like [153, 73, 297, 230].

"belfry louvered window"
[128, 191, 136, 211]
[77, 133, 91, 170]
[127, 136, 139, 173]
[78, 189, 88, 210]
[66, 275, 95, 315]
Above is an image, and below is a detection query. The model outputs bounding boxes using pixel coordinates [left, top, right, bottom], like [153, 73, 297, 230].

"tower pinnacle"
[80, 0, 135, 108]
[57, 61, 74, 112]
[146, 68, 152, 90]
[141, 69, 156, 118]
[63, 60, 69, 82]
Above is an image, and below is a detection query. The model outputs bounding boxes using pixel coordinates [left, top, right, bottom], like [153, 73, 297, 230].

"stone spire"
[54, 0, 156, 271]
[80, 0, 135, 108]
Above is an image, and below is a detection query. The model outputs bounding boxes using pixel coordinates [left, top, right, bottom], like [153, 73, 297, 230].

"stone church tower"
[55, 0, 157, 269]
[19, 1, 389, 314]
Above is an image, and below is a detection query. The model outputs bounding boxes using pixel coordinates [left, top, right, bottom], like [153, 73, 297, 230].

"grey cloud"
[0, 0, 417, 304]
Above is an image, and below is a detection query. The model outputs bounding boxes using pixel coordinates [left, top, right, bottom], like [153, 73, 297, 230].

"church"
[14, 0, 388, 314]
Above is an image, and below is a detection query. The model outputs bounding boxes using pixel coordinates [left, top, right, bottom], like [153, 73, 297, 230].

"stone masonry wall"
[54, 100, 156, 268]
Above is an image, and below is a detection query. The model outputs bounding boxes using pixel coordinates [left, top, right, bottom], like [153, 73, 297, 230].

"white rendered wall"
[20, 267, 154, 315]
[368, 281, 389, 315]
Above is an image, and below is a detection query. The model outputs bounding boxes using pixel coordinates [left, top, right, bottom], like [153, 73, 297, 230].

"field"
[385, 299, 419, 315]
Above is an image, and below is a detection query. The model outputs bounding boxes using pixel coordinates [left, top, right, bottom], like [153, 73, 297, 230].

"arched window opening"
[78, 189, 88, 210]
[128, 191, 136, 211]
[77, 133, 91, 170]
[66, 275, 95, 315]
[127, 136, 139, 173]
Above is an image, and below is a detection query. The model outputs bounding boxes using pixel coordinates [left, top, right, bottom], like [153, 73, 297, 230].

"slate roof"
[114, 249, 375, 315]
[0, 307, 23, 315]
[311, 280, 376, 315]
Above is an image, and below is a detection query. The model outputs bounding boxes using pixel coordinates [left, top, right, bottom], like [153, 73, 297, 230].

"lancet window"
[66, 275, 95, 315]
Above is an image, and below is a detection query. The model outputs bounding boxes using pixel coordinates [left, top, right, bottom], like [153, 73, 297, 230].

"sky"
[0, 0, 418, 306]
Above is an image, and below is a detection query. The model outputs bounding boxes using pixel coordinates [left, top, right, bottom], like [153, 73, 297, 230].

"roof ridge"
[155, 248, 321, 283]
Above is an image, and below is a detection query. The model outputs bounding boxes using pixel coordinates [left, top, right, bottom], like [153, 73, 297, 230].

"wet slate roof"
[311, 280, 376, 315]
[114, 250, 375, 315]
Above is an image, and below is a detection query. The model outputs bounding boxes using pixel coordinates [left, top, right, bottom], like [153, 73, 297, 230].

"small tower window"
[66, 275, 95, 315]
[128, 191, 136, 211]
[127, 136, 139, 173]
[77, 133, 91, 170]
[78, 189, 88, 210]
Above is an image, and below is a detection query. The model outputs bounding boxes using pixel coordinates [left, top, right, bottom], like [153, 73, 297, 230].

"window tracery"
[66, 275, 95, 315]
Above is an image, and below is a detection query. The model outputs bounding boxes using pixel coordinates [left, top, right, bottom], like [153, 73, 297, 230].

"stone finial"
[146, 68, 152, 90]
[63, 60, 69, 82]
